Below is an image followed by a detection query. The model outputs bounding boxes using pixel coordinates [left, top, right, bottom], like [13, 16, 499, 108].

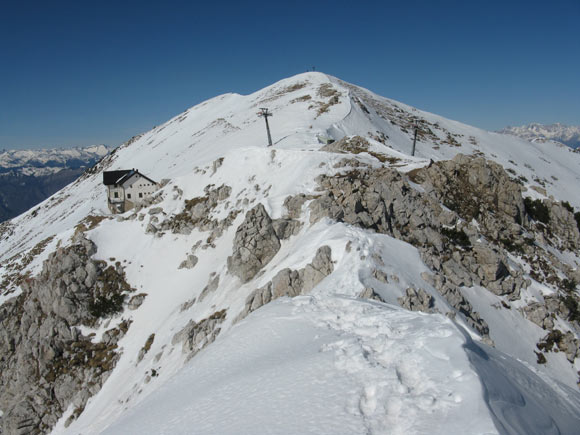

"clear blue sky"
[1, 0, 578, 149]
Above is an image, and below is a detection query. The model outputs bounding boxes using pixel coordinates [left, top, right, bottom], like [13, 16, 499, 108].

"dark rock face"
[227, 204, 281, 283]
[0, 235, 133, 433]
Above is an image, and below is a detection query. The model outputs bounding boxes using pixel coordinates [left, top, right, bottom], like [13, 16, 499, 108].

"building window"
[139, 192, 143, 198]
[114, 192, 119, 198]
[127, 193, 131, 199]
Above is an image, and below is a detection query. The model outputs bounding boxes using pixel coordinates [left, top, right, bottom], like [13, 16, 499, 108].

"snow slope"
[1, 72, 579, 434]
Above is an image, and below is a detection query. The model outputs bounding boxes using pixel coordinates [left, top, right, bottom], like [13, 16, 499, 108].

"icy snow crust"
[0, 72, 579, 434]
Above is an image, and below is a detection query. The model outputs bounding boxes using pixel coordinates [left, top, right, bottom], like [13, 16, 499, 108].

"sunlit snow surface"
[1, 72, 579, 434]
[103, 298, 498, 435]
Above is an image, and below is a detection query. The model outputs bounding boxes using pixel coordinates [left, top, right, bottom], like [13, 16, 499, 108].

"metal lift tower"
[258, 108, 273, 147]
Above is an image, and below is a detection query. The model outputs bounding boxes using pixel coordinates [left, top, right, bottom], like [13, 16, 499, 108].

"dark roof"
[103, 170, 131, 185]
[103, 169, 158, 186]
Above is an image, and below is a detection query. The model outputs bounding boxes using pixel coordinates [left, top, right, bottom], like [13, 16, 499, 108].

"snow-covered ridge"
[0, 72, 579, 435]
[498, 123, 580, 149]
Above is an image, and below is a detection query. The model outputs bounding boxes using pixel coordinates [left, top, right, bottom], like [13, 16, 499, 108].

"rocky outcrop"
[240, 246, 334, 319]
[420, 272, 490, 337]
[161, 184, 238, 243]
[398, 287, 434, 313]
[410, 154, 526, 239]
[523, 302, 555, 330]
[271, 218, 302, 240]
[308, 161, 506, 336]
[283, 194, 311, 219]
[537, 329, 579, 363]
[358, 287, 386, 302]
[178, 254, 198, 270]
[172, 310, 227, 361]
[0, 235, 133, 434]
[546, 201, 580, 251]
[301, 245, 334, 292]
[198, 273, 220, 303]
[227, 204, 281, 283]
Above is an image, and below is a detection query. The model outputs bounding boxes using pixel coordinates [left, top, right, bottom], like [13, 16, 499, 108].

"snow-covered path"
[102, 296, 499, 435]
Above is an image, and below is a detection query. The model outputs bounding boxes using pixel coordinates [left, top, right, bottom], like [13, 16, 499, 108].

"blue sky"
[1, 0, 578, 149]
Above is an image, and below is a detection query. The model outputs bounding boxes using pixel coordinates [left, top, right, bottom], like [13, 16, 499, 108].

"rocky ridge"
[308, 137, 580, 358]
[0, 73, 579, 433]
[0, 234, 134, 434]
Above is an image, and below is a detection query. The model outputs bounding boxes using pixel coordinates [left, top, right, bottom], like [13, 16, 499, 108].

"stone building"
[103, 169, 157, 213]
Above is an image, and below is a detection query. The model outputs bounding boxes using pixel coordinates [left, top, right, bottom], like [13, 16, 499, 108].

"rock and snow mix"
[0, 72, 579, 434]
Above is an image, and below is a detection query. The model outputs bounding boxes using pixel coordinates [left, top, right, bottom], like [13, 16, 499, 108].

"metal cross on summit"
[258, 108, 273, 147]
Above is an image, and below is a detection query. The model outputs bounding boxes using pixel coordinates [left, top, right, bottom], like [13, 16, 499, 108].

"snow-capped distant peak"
[498, 123, 580, 148]
[0, 144, 111, 168]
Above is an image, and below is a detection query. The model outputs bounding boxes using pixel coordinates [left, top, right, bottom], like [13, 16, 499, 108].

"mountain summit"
[1, 72, 580, 434]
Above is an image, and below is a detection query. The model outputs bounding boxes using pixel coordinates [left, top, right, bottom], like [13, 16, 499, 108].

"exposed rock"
[211, 157, 224, 175]
[0, 236, 131, 434]
[272, 218, 302, 240]
[321, 135, 392, 163]
[398, 288, 434, 313]
[102, 320, 131, 346]
[227, 204, 281, 283]
[546, 201, 580, 251]
[128, 293, 147, 310]
[162, 184, 233, 236]
[371, 268, 389, 284]
[283, 193, 318, 219]
[198, 274, 220, 303]
[523, 302, 555, 330]
[137, 334, 155, 363]
[239, 246, 333, 319]
[301, 246, 334, 293]
[178, 254, 198, 270]
[358, 287, 386, 302]
[307, 156, 534, 339]
[172, 310, 227, 361]
[437, 283, 490, 337]
[410, 154, 526, 237]
[148, 207, 164, 215]
[537, 329, 579, 363]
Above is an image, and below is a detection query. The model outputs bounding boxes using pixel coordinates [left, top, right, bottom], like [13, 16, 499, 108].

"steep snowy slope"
[1, 72, 579, 435]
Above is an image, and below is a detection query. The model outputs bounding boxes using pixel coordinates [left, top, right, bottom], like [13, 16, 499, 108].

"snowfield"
[1, 72, 579, 434]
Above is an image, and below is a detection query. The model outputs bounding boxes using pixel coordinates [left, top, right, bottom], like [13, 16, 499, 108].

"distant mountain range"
[0, 145, 110, 222]
[498, 122, 580, 148]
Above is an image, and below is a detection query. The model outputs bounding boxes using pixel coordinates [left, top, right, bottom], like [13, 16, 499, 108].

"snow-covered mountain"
[0, 145, 110, 223]
[0, 145, 110, 176]
[498, 123, 580, 149]
[1, 73, 580, 435]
